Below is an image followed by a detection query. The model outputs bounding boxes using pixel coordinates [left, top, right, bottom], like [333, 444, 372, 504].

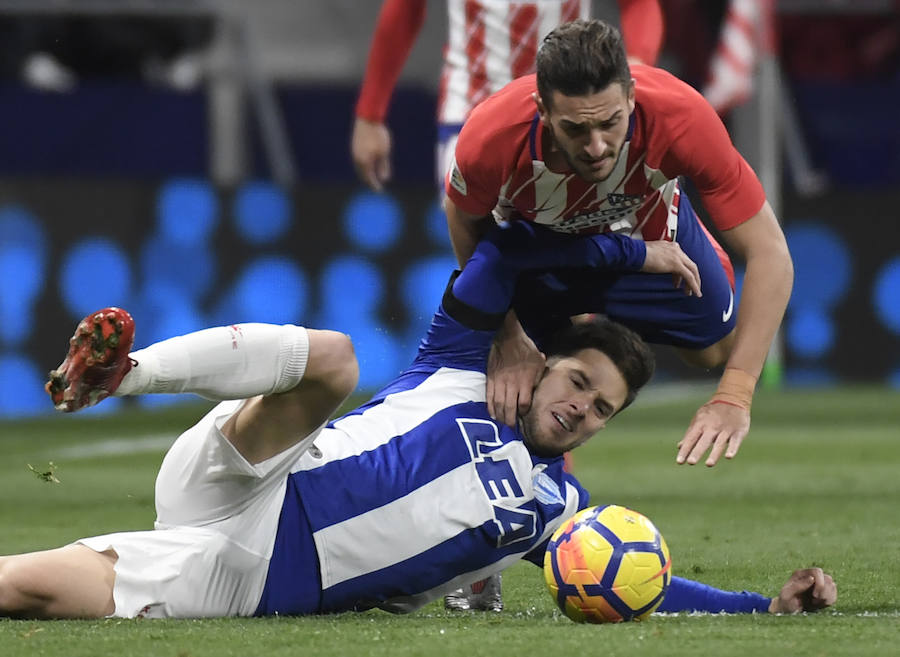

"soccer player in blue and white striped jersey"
[1, 223, 834, 619]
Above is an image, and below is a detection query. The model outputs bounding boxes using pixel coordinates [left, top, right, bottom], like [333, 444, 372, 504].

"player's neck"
[541, 127, 571, 174]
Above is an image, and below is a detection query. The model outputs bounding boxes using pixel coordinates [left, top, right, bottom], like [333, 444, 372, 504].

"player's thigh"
[0, 545, 115, 619]
[605, 218, 737, 349]
[154, 400, 317, 527]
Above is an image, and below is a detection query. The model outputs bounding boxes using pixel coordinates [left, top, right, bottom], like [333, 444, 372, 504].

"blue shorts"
[513, 194, 737, 350]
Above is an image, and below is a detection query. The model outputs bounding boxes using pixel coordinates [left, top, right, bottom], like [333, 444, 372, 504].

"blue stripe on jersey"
[254, 475, 321, 616]
[319, 513, 543, 613]
[297, 401, 489, 531]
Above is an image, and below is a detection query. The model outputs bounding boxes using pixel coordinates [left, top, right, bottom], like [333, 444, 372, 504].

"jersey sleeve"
[618, 0, 664, 66]
[652, 77, 766, 231]
[355, 0, 427, 122]
[657, 576, 772, 614]
[444, 110, 512, 216]
[415, 223, 646, 369]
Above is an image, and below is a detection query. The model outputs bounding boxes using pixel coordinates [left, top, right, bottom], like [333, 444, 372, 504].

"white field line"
[47, 382, 715, 461]
[47, 434, 177, 460]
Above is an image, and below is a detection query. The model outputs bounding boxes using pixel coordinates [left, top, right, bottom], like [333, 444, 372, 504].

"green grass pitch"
[1, 386, 898, 656]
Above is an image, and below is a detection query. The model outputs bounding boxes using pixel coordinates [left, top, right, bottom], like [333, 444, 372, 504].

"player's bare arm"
[677, 201, 793, 467]
[351, 118, 393, 191]
[444, 195, 495, 267]
[222, 329, 359, 464]
[352, 0, 427, 191]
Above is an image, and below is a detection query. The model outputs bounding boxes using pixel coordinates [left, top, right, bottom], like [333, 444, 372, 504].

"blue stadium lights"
[234, 182, 291, 245]
[873, 257, 900, 335]
[233, 257, 308, 325]
[401, 255, 459, 322]
[0, 355, 47, 417]
[787, 308, 835, 359]
[424, 199, 453, 249]
[342, 192, 403, 253]
[785, 223, 851, 311]
[0, 206, 47, 346]
[60, 239, 132, 318]
[140, 237, 216, 301]
[318, 256, 385, 319]
[157, 179, 218, 247]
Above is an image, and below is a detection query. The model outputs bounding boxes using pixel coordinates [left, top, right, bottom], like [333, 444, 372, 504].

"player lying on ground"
[1, 224, 833, 619]
[444, 19, 794, 469]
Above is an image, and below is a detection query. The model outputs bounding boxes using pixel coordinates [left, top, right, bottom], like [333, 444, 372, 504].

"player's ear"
[533, 92, 550, 124]
[626, 79, 636, 113]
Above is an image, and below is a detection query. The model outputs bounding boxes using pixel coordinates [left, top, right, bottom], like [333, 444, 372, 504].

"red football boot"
[45, 307, 135, 412]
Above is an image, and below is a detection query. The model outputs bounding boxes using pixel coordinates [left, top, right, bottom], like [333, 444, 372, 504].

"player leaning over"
[1, 223, 831, 619]
[352, 0, 664, 191]
[443, 19, 793, 469]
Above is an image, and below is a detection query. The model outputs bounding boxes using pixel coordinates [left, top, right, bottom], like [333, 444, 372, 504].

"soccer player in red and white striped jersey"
[444, 19, 792, 477]
[352, 0, 664, 190]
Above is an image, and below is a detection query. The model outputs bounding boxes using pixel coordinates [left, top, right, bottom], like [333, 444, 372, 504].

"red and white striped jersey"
[446, 66, 766, 241]
[439, 0, 589, 124]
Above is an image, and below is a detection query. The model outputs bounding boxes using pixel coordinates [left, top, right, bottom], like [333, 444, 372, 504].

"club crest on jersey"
[532, 466, 564, 506]
[449, 158, 468, 195]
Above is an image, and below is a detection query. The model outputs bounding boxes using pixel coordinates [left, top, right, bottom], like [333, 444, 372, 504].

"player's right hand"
[351, 117, 392, 191]
[640, 241, 702, 297]
[768, 568, 837, 614]
[487, 317, 545, 427]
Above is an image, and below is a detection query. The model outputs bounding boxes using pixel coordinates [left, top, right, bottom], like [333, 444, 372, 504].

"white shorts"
[77, 398, 322, 618]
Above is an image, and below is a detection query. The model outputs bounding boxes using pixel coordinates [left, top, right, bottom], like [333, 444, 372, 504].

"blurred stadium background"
[0, 0, 898, 419]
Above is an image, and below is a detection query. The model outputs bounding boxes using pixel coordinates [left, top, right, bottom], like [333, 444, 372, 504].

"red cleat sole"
[46, 307, 135, 412]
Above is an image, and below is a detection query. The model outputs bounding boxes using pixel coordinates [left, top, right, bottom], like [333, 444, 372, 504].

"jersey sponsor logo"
[457, 418, 537, 547]
[540, 192, 645, 234]
[449, 158, 468, 195]
[722, 287, 735, 322]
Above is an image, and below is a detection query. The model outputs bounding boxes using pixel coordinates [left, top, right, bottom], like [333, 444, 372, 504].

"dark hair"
[543, 317, 654, 412]
[536, 19, 632, 111]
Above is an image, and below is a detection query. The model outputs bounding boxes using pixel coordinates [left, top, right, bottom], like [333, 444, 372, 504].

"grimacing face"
[534, 82, 636, 183]
[519, 348, 629, 458]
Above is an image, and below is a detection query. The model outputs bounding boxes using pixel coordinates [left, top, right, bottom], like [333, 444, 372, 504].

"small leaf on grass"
[28, 461, 60, 484]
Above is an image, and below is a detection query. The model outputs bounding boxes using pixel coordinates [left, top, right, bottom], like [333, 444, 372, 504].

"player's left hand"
[676, 401, 750, 466]
[487, 321, 545, 427]
[768, 568, 837, 614]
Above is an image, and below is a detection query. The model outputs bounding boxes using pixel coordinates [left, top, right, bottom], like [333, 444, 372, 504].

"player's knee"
[316, 330, 359, 400]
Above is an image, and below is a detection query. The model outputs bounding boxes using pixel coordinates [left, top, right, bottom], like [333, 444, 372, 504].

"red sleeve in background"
[617, 0, 665, 66]
[355, 0, 428, 122]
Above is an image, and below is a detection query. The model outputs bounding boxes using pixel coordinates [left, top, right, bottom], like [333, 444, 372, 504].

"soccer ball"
[543, 504, 671, 623]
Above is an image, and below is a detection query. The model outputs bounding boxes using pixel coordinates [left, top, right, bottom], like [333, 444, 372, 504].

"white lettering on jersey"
[457, 418, 537, 547]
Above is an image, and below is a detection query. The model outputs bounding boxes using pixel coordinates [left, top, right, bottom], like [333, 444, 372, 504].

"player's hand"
[768, 568, 837, 614]
[640, 241, 702, 297]
[487, 319, 546, 427]
[351, 117, 392, 191]
[676, 401, 750, 466]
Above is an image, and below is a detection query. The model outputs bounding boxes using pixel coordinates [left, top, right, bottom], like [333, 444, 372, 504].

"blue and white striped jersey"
[257, 224, 643, 615]
[291, 367, 588, 614]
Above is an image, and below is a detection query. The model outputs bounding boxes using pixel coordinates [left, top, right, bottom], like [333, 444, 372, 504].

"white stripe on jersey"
[317, 437, 536, 589]
[440, 0, 590, 124]
[293, 367, 486, 469]
[378, 478, 584, 614]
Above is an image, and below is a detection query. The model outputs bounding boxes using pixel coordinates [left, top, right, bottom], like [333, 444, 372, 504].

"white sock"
[115, 323, 309, 400]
